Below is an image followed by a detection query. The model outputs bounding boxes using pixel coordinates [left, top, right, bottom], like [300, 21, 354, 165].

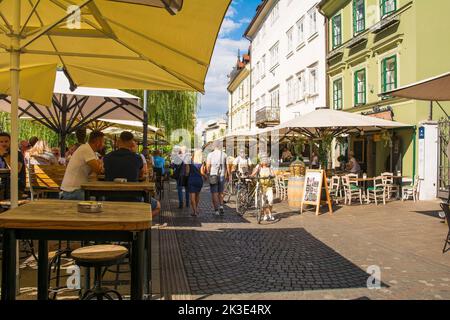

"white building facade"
[244, 0, 327, 129]
[227, 55, 251, 133]
[202, 119, 228, 145]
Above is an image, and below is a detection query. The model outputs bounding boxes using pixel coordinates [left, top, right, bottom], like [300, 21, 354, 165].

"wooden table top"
[0, 168, 10, 174]
[0, 200, 151, 231]
[81, 181, 155, 191]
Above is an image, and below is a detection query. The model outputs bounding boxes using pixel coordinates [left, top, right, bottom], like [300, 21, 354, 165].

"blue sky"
[195, 0, 261, 134]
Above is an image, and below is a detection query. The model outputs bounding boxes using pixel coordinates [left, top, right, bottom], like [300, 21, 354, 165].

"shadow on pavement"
[171, 227, 388, 296]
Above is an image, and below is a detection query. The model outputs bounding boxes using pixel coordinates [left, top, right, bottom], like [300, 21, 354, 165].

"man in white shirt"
[206, 142, 229, 216]
[233, 149, 252, 176]
[60, 131, 105, 200]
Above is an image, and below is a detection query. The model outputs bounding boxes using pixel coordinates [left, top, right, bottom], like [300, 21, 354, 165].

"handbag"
[208, 154, 222, 185]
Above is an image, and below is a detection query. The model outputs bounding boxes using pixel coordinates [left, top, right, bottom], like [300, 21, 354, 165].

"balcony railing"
[255, 106, 280, 128]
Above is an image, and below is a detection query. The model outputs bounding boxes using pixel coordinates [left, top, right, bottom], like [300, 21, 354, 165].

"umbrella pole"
[143, 90, 149, 157]
[9, 0, 21, 209]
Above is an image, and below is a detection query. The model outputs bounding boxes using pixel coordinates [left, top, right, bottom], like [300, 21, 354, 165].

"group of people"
[0, 129, 161, 216]
[170, 142, 276, 222]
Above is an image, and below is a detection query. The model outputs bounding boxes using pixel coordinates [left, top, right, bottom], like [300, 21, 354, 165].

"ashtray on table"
[77, 201, 103, 213]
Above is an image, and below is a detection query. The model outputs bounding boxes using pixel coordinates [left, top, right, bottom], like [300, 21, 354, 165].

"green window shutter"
[354, 71, 357, 105]
[353, 0, 357, 35]
[381, 57, 386, 93]
[363, 69, 366, 104]
[393, 55, 397, 89]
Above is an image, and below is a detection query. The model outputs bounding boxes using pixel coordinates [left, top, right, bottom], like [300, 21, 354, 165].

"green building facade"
[318, 0, 450, 178]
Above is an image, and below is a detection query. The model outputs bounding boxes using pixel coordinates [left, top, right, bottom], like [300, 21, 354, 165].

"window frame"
[286, 27, 294, 55]
[380, 0, 397, 18]
[353, 0, 366, 35]
[297, 17, 305, 45]
[331, 13, 342, 49]
[381, 54, 397, 93]
[354, 68, 367, 106]
[333, 78, 343, 110]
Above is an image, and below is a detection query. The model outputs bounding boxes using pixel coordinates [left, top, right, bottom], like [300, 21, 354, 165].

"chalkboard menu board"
[300, 169, 333, 216]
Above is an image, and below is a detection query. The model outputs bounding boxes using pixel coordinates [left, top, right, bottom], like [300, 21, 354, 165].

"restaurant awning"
[260, 108, 412, 139]
[382, 71, 450, 101]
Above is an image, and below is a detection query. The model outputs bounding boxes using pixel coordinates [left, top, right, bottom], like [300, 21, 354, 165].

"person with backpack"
[171, 145, 190, 209]
[185, 149, 206, 216]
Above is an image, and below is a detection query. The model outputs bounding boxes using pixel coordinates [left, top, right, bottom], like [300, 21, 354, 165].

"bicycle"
[236, 175, 274, 224]
[224, 171, 239, 203]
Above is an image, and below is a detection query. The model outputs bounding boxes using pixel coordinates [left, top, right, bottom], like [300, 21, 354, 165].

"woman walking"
[186, 149, 206, 216]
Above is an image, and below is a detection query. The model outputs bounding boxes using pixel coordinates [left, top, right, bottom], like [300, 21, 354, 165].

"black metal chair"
[71, 244, 128, 300]
[154, 167, 164, 200]
[440, 202, 450, 253]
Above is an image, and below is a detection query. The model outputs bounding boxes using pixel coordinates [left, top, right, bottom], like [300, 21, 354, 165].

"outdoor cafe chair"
[381, 172, 400, 200]
[274, 175, 287, 201]
[366, 177, 386, 205]
[402, 176, 420, 202]
[342, 175, 363, 205]
[440, 202, 450, 253]
[329, 176, 343, 204]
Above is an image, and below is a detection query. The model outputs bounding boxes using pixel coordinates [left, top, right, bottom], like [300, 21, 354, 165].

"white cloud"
[200, 37, 249, 122]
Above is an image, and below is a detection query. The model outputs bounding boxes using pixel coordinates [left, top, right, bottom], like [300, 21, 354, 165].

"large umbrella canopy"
[0, 70, 142, 126]
[98, 118, 162, 136]
[382, 71, 450, 101]
[0, 0, 230, 208]
[260, 108, 412, 138]
[0, 0, 230, 105]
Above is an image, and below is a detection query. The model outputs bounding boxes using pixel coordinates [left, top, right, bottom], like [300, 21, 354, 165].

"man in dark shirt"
[103, 131, 144, 202]
[104, 131, 144, 182]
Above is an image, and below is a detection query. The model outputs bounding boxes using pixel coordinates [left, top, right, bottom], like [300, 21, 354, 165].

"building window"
[270, 42, 279, 69]
[287, 78, 294, 105]
[262, 55, 266, 78]
[287, 27, 294, 54]
[380, 0, 396, 17]
[381, 55, 397, 93]
[333, 78, 343, 110]
[353, 0, 365, 35]
[261, 94, 266, 107]
[308, 8, 317, 37]
[256, 61, 261, 82]
[271, 2, 279, 26]
[354, 68, 366, 105]
[270, 88, 279, 107]
[296, 71, 306, 101]
[309, 66, 318, 95]
[332, 14, 342, 49]
[240, 84, 244, 100]
[297, 17, 305, 45]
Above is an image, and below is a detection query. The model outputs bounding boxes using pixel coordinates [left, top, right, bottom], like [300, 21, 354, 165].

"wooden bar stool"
[71, 244, 128, 300]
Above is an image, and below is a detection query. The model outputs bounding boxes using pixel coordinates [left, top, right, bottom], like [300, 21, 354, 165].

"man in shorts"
[206, 142, 229, 216]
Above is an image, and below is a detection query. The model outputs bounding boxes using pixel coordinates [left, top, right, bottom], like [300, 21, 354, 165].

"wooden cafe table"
[81, 181, 155, 202]
[0, 200, 151, 300]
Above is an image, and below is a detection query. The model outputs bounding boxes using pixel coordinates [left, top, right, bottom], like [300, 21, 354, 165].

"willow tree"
[126, 90, 199, 139]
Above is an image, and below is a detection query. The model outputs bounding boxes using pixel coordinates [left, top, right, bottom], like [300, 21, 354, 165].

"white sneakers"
[263, 214, 275, 221]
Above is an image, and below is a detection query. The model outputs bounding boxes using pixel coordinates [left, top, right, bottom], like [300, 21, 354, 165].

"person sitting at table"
[346, 151, 361, 174]
[0, 132, 26, 196]
[281, 148, 293, 163]
[60, 131, 105, 200]
[26, 140, 58, 165]
[104, 131, 145, 182]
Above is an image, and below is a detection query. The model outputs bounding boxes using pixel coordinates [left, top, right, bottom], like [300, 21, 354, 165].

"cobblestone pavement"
[163, 182, 450, 300]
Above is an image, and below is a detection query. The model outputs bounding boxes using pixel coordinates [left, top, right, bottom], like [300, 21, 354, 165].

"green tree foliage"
[0, 112, 76, 147]
[126, 90, 199, 139]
